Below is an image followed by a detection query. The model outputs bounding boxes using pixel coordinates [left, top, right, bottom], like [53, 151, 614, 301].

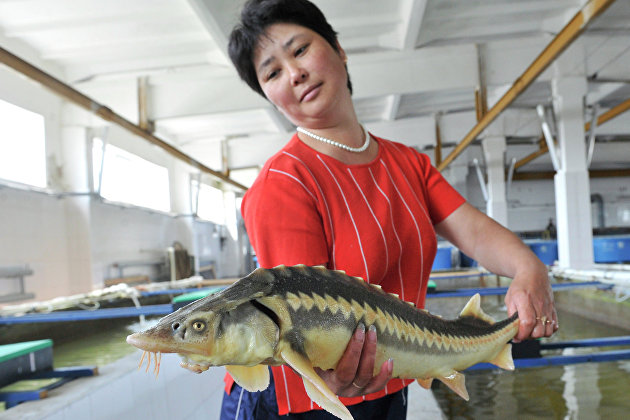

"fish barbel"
[127, 265, 519, 420]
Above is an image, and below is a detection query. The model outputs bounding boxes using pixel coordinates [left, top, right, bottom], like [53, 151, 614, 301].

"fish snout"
[126, 332, 145, 349]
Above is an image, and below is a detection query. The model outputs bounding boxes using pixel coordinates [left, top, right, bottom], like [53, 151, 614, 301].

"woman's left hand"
[505, 262, 558, 342]
[436, 203, 559, 341]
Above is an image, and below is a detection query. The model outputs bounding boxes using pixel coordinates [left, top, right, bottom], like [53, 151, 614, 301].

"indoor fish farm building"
[0, 1, 629, 419]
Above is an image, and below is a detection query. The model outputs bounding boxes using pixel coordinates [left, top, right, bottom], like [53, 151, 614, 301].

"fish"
[126, 265, 519, 420]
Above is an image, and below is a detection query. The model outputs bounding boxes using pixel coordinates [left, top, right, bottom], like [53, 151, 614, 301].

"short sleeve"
[241, 170, 329, 268]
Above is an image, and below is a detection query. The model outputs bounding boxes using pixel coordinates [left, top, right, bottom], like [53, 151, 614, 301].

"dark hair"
[228, 0, 352, 97]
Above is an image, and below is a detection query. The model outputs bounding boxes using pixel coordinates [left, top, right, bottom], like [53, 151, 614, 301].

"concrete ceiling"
[0, 0, 629, 184]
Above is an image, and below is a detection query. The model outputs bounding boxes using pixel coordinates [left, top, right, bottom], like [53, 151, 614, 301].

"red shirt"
[226, 133, 465, 415]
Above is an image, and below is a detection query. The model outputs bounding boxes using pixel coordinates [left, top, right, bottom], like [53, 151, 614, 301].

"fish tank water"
[427, 296, 630, 419]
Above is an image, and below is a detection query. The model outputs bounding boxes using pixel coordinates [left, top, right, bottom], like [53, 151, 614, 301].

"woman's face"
[253, 23, 350, 128]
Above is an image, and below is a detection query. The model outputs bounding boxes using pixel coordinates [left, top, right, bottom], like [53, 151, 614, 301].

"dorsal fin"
[459, 293, 495, 324]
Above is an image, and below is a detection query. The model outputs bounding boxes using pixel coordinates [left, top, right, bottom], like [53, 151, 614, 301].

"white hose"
[551, 265, 630, 302]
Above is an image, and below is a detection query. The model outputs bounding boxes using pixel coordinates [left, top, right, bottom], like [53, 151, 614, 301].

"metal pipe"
[586, 105, 599, 168]
[437, 0, 617, 171]
[0, 46, 248, 191]
[506, 157, 516, 200]
[590, 193, 605, 228]
[473, 158, 488, 202]
[537, 105, 561, 171]
[515, 97, 630, 171]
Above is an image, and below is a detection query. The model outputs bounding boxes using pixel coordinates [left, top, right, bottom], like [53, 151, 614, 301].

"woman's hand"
[315, 324, 393, 397]
[436, 203, 559, 342]
[505, 262, 558, 342]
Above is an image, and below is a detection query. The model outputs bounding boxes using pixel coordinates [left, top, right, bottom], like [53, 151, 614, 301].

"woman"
[221, 0, 557, 418]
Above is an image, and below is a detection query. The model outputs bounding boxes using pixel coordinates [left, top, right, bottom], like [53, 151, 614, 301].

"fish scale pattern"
[281, 289, 497, 354]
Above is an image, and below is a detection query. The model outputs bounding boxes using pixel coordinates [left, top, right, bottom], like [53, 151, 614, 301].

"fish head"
[126, 296, 280, 370]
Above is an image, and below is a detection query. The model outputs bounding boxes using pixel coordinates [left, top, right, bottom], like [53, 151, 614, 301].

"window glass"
[195, 180, 226, 225]
[0, 99, 47, 188]
[92, 138, 170, 212]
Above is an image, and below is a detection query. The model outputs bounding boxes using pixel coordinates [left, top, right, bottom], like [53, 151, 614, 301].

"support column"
[60, 125, 95, 293]
[482, 136, 508, 227]
[168, 158, 198, 273]
[553, 75, 594, 269]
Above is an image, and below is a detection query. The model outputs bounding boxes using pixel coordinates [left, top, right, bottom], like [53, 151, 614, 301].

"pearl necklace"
[297, 125, 370, 153]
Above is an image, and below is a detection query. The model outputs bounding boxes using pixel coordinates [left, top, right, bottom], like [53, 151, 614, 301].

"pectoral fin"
[417, 378, 434, 389]
[438, 371, 469, 401]
[226, 365, 270, 392]
[280, 347, 352, 420]
[489, 343, 514, 370]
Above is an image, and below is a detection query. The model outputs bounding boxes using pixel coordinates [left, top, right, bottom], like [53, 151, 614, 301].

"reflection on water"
[428, 296, 630, 419]
[52, 318, 159, 368]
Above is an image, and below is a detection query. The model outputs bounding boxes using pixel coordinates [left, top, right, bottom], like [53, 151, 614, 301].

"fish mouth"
[179, 354, 212, 373]
[300, 82, 323, 102]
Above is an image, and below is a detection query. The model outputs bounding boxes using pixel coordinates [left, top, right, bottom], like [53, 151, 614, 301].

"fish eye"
[192, 321, 206, 332]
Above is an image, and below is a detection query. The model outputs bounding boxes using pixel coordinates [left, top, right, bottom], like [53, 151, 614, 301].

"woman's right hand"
[314, 324, 393, 397]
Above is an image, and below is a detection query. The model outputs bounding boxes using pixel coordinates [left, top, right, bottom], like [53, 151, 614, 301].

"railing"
[0, 265, 35, 303]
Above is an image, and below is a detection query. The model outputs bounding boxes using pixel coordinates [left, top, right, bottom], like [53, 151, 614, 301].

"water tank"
[593, 236, 630, 263]
[432, 246, 453, 270]
[526, 240, 558, 266]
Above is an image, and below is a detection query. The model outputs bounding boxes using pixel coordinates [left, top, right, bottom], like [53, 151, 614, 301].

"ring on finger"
[535, 316, 553, 325]
[351, 381, 363, 389]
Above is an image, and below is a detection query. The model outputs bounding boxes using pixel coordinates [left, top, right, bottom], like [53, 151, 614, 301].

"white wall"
[0, 185, 244, 301]
[0, 188, 71, 298]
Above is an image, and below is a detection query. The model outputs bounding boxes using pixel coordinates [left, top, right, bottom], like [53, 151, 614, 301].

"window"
[0, 99, 47, 188]
[92, 138, 170, 212]
[194, 180, 226, 225]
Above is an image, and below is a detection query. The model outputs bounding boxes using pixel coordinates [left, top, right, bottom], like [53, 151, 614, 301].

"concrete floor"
[0, 351, 444, 420]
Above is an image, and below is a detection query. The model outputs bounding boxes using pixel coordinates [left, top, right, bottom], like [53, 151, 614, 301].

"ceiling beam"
[437, 0, 617, 172]
[378, 0, 428, 121]
[187, 0, 238, 65]
[379, 0, 428, 50]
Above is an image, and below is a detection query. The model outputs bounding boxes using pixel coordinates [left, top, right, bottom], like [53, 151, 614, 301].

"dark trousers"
[220, 372, 408, 420]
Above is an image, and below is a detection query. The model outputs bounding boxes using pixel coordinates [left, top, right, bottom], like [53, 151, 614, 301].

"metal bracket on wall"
[472, 158, 488, 203]
[586, 104, 600, 168]
[536, 104, 561, 171]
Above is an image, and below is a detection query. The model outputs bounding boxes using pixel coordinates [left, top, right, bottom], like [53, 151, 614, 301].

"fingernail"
[368, 324, 377, 340]
[388, 358, 394, 373]
[356, 323, 365, 340]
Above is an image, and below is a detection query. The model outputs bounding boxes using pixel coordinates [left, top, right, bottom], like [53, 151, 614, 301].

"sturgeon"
[127, 265, 519, 420]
